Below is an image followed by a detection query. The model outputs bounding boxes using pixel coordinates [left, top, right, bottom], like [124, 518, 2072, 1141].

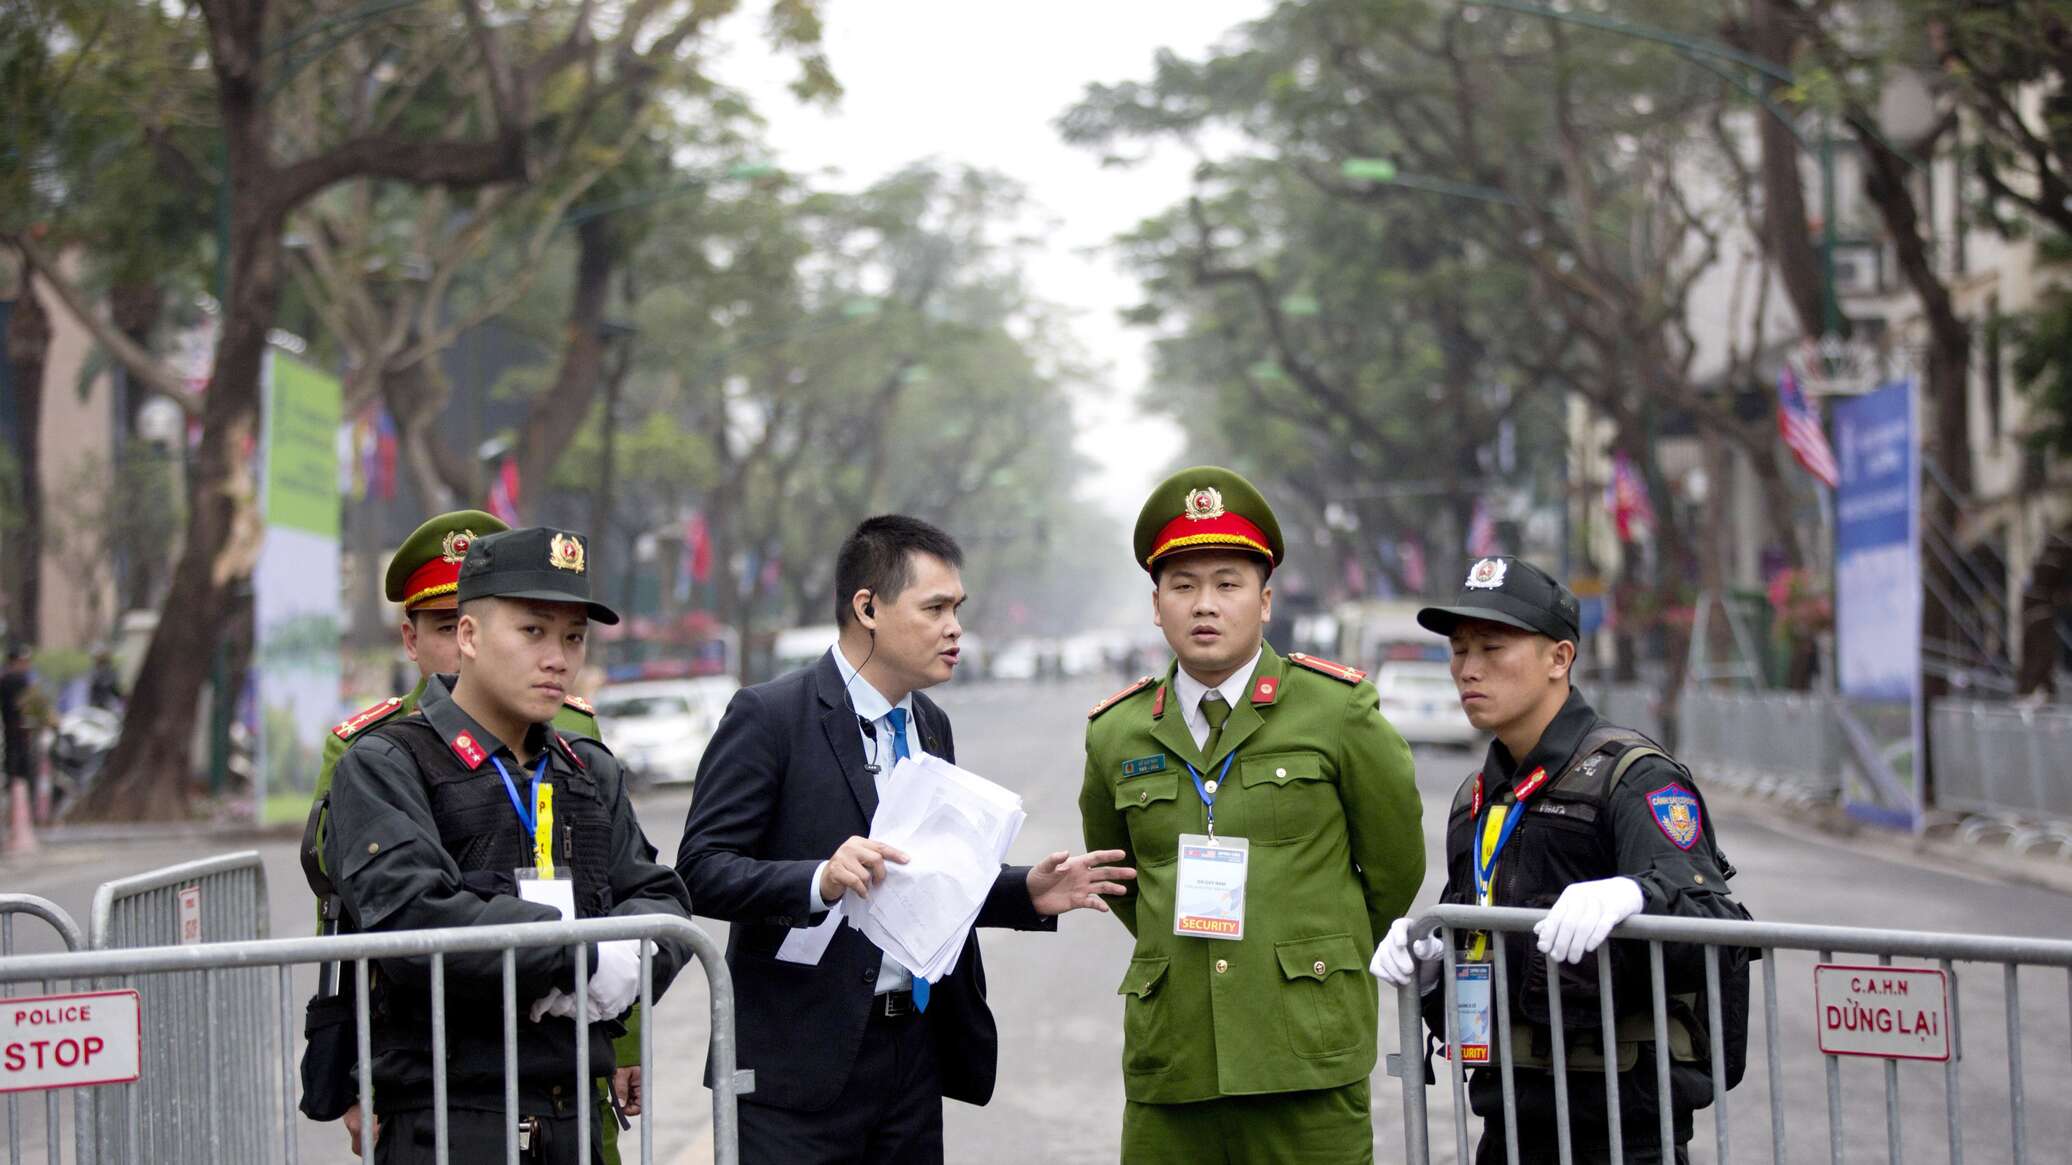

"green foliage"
[2011, 284, 2072, 458]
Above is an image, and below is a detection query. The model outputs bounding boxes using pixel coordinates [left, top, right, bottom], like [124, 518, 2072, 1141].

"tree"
[8, 0, 826, 820]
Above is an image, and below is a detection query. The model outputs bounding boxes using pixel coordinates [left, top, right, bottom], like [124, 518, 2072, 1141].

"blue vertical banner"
[1832, 378, 1923, 828]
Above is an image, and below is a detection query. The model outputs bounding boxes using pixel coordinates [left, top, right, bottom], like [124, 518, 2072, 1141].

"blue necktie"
[885, 708, 928, 1011]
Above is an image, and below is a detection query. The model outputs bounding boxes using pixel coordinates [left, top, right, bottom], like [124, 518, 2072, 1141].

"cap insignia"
[1465, 557, 1508, 590]
[549, 533, 586, 574]
[440, 529, 476, 564]
[1183, 486, 1226, 522]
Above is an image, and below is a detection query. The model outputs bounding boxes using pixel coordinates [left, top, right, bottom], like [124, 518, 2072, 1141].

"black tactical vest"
[1441, 726, 1742, 1074]
[369, 715, 619, 921]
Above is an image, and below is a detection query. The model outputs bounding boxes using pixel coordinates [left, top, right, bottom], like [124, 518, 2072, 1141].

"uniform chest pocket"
[1115, 772, 1185, 865]
[1237, 751, 1336, 845]
[1507, 807, 1608, 904]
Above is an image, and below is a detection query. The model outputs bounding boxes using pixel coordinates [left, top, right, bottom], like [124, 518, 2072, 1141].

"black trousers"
[1469, 1057, 1708, 1165]
[375, 1105, 605, 1165]
[738, 1003, 943, 1165]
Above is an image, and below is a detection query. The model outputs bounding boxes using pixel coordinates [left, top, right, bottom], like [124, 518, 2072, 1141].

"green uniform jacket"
[1079, 644, 1424, 1104]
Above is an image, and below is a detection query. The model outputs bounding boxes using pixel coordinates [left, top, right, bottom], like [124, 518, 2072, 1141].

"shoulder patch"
[1646, 781, 1702, 850]
[1287, 652, 1368, 684]
[1089, 675, 1157, 721]
[332, 696, 404, 740]
[563, 693, 595, 715]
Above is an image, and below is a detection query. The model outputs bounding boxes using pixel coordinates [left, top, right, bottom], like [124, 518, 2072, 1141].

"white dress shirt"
[805, 645, 919, 993]
[1172, 648, 1263, 751]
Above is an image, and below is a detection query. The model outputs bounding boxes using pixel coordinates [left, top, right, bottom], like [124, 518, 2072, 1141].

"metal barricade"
[0, 913, 743, 1164]
[86, 852, 273, 1165]
[1932, 700, 2072, 823]
[1676, 688, 1843, 802]
[0, 896, 90, 1165]
[1390, 904, 2072, 1164]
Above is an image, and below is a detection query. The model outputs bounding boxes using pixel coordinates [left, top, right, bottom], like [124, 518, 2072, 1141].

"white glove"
[1534, 877, 1645, 964]
[1370, 917, 1445, 991]
[528, 989, 578, 1023]
[587, 939, 641, 1019]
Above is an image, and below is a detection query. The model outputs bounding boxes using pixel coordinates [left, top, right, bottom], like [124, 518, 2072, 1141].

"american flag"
[1776, 366, 1839, 488]
[1608, 452, 1654, 542]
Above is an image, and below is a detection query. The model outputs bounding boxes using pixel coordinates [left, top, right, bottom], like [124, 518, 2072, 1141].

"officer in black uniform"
[1371, 556, 1749, 1165]
[325, 527, 693, 1164]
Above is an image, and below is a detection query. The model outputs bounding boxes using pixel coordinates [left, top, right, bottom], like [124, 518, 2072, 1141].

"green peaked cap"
[384, 510, 509, 610]
[1133, 466, 1284, 574]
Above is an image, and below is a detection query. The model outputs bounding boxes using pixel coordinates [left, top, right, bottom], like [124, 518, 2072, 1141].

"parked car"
[592, 676, 741, 786]
[1374, 660, 1480, 749]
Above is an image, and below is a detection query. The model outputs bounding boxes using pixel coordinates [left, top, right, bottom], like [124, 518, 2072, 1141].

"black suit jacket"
[675, 651, 1055, 1112]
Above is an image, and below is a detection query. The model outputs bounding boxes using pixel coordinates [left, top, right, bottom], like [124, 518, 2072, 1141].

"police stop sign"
[1814, 964, 1950, 1062]
[0, 990, 142, 1093]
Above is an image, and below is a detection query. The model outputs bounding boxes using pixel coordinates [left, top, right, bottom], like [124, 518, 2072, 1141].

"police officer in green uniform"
[1079, 467, 1425, 1164]
[1371, 555, 1750, 1165]
[298, 512, 637, 1159]
[324, 526, 692, 1164]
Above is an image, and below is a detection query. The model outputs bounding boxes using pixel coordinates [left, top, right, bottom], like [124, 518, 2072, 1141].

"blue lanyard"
[1184, 752, 1238, 837]
[492, 754, 549, 838]
[1470, 800, 1529, 905]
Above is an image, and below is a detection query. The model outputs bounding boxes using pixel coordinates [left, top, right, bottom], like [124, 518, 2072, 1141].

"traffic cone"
[5, 780, 36, 855]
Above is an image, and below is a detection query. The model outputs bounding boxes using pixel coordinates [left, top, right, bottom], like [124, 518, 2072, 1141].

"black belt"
[872, 990, 918, 1020]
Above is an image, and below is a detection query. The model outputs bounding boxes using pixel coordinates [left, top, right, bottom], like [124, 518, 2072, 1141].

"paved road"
[4, 677, 2071, 1162]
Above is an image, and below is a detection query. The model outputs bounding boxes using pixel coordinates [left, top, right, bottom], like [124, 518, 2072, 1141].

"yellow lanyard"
[1466, 801, 1510, 961]
[534, 784, 556, 877]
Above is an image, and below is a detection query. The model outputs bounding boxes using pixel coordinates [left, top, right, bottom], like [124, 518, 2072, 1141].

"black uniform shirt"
[324, 675, 692, 1098]
[1465, 689, 1733, 918]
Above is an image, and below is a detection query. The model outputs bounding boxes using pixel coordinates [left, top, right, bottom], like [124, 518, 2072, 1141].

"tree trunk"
[516, 216, 617, 493]
[109, 281, 168, 612]
[78, 45, 282, 821]
[1744, 0, 1837, 339]
[4, 275, 48, 647]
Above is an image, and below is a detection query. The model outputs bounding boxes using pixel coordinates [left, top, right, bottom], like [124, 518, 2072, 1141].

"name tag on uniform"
[1454, 961, 1494, 1065]
[517, 867, 574, 921]
[1173, 834, 1247, 941]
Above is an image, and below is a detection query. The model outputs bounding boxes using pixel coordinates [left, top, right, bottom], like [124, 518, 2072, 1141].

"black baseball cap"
[456, 527, 621, 625]
[1417, 556, 1580, 644]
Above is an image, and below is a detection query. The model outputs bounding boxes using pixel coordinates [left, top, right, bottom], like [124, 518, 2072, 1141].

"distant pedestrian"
[87, 649, 123, 711]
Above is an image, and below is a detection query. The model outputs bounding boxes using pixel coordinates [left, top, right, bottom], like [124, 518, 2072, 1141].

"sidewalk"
[1710, 781, 2072, 898]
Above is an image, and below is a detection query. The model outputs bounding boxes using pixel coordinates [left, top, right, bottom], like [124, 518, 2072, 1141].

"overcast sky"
[713, 2, 1268, 519]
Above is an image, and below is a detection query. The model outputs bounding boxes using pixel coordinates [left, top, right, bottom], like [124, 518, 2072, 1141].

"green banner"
[265, 353, 342, 536]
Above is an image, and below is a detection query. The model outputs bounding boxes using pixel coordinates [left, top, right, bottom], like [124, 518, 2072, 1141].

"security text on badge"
[0, 989, 142, 1094]
[1173, 835, 1248, 941]
[1813, 963, 1950, 1062]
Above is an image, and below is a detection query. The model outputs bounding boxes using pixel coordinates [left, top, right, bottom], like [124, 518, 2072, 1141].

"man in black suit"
[676, 515, 1133, 1164]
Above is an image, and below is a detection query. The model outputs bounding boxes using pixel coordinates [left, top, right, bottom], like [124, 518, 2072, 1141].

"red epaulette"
[563, 693, 596, 715]
[553, 732, 588, 769]
[1088, 675, 1158, 721]
[332, 696, 404, 740]
[1287, 653, 1369, 685]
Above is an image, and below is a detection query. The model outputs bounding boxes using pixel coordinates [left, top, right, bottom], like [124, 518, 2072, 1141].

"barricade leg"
[2006, 963, 2027, 1164]
[1546, 951, 1573, 1165]
[1492, 939, 1520, 1165]
[504, 949, 520, 1165]
[1596, 950, 1621, 1163]
[1822, 948, 1843, 1165]
[1441, 929, 1472, 1165]
[1646, 942, 1673, 1162]
[640, 940, 655, 1165]
[1396, 976, 1430, 1165]
[1704, 947, 1727, 1165]
[1944, 959, 1964, 1165]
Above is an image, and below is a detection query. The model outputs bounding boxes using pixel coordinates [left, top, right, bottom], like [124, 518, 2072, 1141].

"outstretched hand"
[1027, 849, 1136, 916]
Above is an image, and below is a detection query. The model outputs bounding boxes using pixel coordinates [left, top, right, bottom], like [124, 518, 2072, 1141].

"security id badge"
[1173, 834, 1248, 941]
[1453, 961, 1494, 1065]
[516, 867, 574, 921]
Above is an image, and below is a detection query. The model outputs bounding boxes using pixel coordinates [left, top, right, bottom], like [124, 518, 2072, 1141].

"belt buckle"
[881, 991, 911, 1018]
[516, 1115, 537, 1151]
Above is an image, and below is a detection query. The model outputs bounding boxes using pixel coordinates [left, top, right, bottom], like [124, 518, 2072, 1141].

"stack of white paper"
[853, 755, 1026, 982]
[772, 754, 1027, 977]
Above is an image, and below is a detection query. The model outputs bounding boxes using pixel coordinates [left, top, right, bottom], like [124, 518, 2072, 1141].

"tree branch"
[7, 233, 197, 416]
